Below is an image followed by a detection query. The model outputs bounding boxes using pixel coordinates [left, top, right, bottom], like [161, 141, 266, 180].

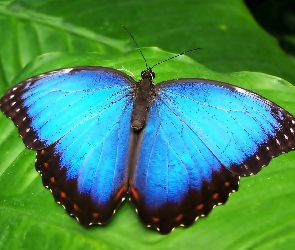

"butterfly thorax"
[131, 69, 156, 131]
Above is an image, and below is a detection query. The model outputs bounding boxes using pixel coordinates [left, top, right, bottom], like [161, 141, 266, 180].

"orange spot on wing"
[115, 186, 125, 200]
[224, 181, 230, 187]
[41, 150, 45, 155]
[50, 177, 55, 183]
[152, 217, 159, 223]
[92, 212, 99, 218]
[60, 191, 66, 198]
[73, 204, 79, 211]
[212, 193, 219, 199]
[130, 187, 139, 201]
[176, 214, 183, 222]
[196, 203, 204, 210]
[44, 162, 48, 168]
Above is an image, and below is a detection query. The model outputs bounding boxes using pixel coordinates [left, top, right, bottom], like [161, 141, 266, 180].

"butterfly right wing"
[0, 66, 135, 150]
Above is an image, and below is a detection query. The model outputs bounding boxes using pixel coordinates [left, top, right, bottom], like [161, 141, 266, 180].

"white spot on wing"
[61, 68, 73, 74]
[236, 87, 247, 94]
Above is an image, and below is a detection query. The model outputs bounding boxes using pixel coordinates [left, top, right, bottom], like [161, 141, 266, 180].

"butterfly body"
[131, 68, 155, 131]
[1, 66, 295, 234]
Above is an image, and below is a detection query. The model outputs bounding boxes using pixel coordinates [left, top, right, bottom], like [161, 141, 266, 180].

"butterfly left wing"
[1, 67, 136, 225]
[129, 79, 295, 234]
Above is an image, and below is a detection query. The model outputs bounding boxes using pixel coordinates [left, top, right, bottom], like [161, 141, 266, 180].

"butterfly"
[1, 57, 295, 234]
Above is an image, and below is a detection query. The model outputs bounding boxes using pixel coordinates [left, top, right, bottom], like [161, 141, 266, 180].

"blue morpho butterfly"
[1, 40, 295, 235]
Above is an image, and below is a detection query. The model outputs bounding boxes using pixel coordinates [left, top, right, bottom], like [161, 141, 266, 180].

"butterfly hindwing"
[129, 96, 240, 233]
[1, 66, 137, 225]
[35, 98, 132, 225]
[129, 78, 295, 233]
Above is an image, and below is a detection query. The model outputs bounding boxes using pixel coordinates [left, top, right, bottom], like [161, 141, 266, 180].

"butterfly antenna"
[150, 48, 202, 69]
[122, 25, 149, 69]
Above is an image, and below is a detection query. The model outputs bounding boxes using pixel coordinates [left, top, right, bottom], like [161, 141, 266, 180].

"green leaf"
[3, 0, 295, 83]
[0, 0, 295, 250]
[1, 50, 295, 250]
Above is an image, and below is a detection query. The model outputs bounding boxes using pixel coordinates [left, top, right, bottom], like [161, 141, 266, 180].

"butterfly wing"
[0, 66, 136, 225]
[129, 79, 295, 234]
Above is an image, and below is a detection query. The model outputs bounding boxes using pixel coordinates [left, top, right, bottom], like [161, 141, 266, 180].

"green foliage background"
[0, 0, 295, 249]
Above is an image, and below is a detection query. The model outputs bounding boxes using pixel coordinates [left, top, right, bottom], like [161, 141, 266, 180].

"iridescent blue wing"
[0, 66, 135, 225]
[129, 79, 295, 234]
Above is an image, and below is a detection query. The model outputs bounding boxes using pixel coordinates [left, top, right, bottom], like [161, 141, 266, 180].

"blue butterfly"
[1, 62, 295, 234]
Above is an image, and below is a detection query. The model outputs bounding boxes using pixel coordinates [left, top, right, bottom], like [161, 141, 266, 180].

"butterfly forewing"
[155, 79, 295, 175]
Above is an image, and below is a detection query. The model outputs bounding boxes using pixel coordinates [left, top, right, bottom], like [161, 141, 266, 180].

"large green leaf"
[0, 0, 295, 249]
[2, 0, 295, 83]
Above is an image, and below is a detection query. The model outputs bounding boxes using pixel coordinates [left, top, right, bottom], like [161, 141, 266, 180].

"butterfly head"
[141, 68, 155, 81]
